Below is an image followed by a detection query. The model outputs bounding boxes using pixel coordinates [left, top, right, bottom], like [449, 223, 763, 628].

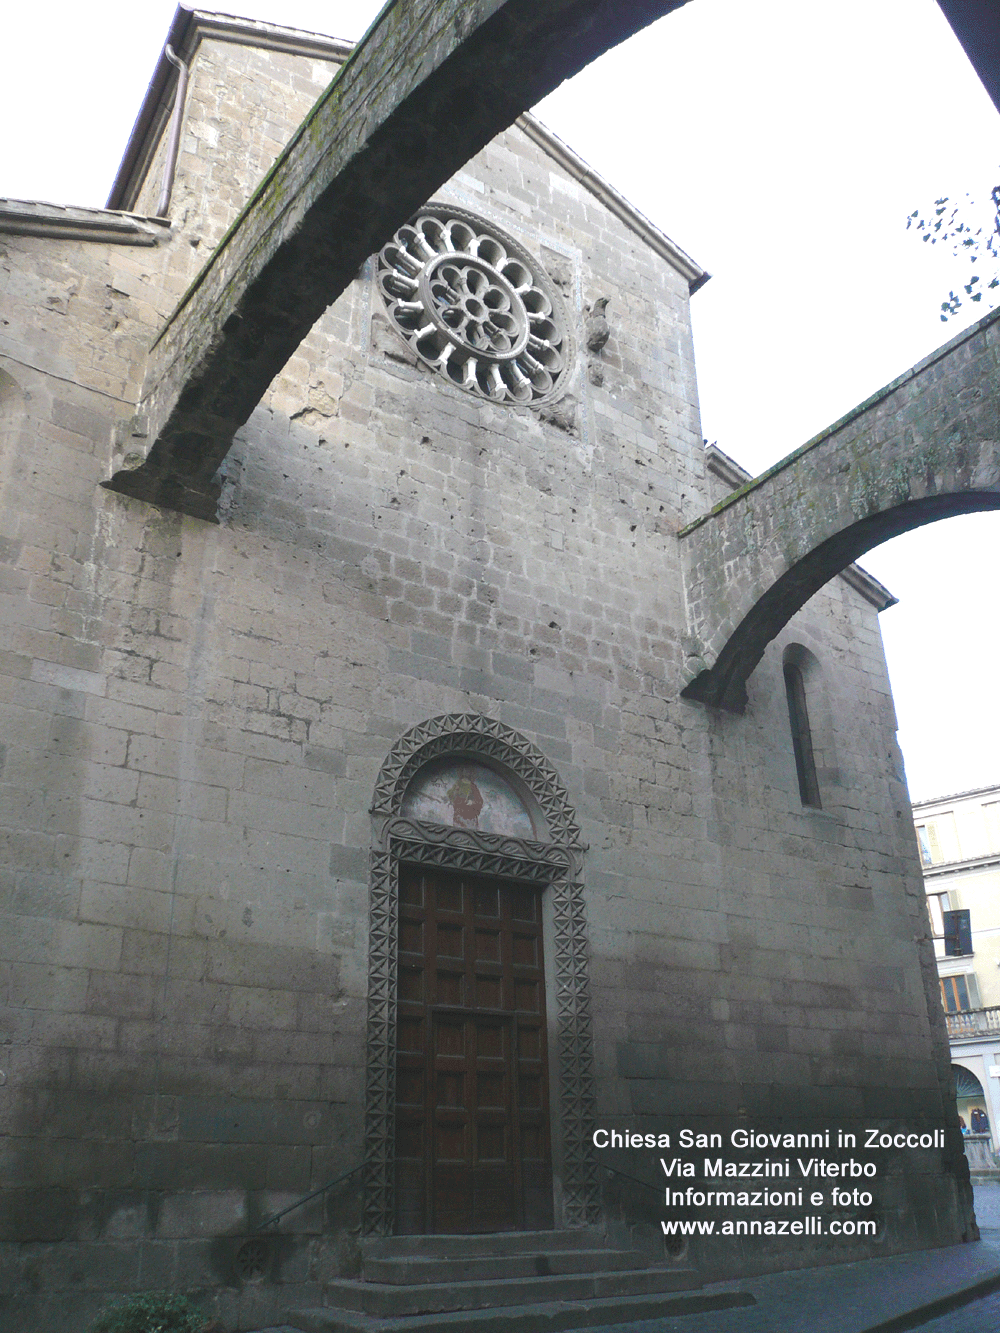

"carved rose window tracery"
[376, 206, 571, 405]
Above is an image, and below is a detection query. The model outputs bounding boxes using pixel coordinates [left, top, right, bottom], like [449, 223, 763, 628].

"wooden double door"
[394, 866, 553, 1233]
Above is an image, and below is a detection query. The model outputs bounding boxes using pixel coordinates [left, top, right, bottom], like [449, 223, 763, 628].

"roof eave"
[105, 4, 196, 212]
[516, 112, 709, 294]
[105, 6, 355, 213]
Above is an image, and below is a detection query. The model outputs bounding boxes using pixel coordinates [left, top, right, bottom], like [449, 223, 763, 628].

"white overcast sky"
[3, 0, 999, 804]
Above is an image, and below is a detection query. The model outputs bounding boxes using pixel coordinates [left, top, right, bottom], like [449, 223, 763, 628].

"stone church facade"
[0, 8, 973, 1329]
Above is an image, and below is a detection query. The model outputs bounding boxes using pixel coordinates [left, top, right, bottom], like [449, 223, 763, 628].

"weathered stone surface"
[104, 0, 692, 516]
[680, 305, 1000, 711]
[0, 8, 979, 1325]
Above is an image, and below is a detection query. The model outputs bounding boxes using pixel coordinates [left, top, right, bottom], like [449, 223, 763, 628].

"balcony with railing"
[945, 1006, 1000, 1039]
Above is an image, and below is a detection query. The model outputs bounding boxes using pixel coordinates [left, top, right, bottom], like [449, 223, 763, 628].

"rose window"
[376, 207, 571, 405]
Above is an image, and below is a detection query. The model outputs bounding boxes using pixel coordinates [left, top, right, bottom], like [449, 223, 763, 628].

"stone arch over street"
[106, 0, 698, 514]
[680, 307, 1000, 712]
[96, 0, 1000, 723]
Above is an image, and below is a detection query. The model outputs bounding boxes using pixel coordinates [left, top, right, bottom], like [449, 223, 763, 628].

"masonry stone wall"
[0, 24, 971, 1333]
[129, 37, 342, 291]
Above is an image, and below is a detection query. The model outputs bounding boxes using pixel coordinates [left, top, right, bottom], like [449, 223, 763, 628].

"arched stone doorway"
[953, 1063, 998, 1173]
[955, 1064, 991, 1135]
[362, 714, 600, 1236]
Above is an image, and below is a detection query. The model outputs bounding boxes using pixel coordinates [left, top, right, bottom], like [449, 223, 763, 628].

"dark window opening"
[784, 663, 821, 809]
[941, 975, 971, 1013]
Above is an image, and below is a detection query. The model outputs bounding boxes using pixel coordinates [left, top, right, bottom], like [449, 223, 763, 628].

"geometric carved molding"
[363, 713, 600, 1235]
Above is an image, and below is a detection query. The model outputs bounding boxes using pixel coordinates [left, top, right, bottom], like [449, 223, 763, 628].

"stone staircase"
[284, 1229, 755, 1332]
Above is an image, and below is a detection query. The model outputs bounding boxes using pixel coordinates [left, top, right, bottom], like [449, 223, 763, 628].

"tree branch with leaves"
[907, 180, 1000, 320]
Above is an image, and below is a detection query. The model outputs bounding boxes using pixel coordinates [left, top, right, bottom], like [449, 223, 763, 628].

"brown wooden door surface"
[395, 867, 553, 1233]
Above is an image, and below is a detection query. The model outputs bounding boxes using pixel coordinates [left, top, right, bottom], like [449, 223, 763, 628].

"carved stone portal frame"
[363, 713, 601, 1235]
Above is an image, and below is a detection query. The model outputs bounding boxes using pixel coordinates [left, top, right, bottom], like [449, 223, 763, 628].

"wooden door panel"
[395, 867, 553, 1233]
[471, 1014, 516, 1231]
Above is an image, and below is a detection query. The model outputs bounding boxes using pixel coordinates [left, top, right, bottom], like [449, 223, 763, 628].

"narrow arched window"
[784, 662, 821, 808]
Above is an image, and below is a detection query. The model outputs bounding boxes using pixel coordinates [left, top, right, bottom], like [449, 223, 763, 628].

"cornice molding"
[923, 853, 1000, 880]
[187, 11, 355, 62]
[0, 200, 169, 246]
[913, 783, 1000, 814]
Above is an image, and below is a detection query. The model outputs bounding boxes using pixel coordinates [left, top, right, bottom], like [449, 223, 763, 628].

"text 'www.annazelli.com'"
[660, 1217, 878, 1237]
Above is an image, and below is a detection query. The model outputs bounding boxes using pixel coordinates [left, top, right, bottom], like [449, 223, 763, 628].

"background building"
[917, 784, 1000, 1167]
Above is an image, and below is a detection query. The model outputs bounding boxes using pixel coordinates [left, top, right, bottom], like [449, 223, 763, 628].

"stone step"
[363, 1247, 654, 1285]
[285, 1289, 756, 1333]
[317, 1264, 702, 1317]
[360, 1229, 603, 1260]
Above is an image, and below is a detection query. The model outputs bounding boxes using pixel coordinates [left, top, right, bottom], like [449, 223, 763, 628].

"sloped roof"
[106, 5, 707, 290]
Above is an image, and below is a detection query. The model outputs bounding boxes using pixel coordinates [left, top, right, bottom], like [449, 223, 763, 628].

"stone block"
[85, 971, 157, 1020]
[10, 873, 79, 920]
[156, 1190, 247, 1239]
[229, 984, 298, 1031]
[134, 1142, 269, 1192]
[9, 963, 89, 1013]
[328, 843, 366, 881]
[206, 940, 339, 993]
[0, 1189, 78, 1242]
